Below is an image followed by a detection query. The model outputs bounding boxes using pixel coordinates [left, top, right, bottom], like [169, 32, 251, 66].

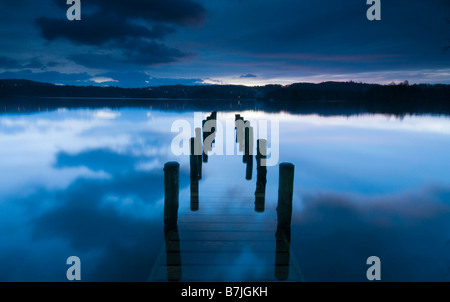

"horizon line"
[2, 78, 448, 89]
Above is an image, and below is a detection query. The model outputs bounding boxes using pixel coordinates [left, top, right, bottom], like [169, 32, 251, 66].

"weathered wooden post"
[243, 123, 249, 163]
[211, 112, 217, 144]
[164, 162, 179, 229]
[206, 114, 216, 142]
[245, 127, 254, 180]
[255, 139, 267, 212]
[205, 115, 216, 147]
[190, 137, 198, 179]
[195, 127, 202, 179]
[235, 114, 240, 143]
[256, 139, 267, 179]
[236, 117, 244, 151]
[246, 151, 253, 180]
[277, 163, 294, 229]
[206, 116, 212, 137]
[202, 119, 208, 163]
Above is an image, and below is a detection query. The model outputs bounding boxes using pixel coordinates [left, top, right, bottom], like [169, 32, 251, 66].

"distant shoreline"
[1, 79, 450, 116]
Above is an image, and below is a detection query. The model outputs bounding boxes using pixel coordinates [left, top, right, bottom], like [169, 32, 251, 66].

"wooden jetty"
[148, 113, 303, 282]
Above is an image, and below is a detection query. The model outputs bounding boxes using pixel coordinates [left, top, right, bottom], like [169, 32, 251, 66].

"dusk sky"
[0, 0, 449, 87]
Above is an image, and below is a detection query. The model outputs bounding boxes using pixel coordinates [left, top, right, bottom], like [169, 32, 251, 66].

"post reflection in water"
[164, 227, 182, 282]
[190, 177, 199, 211]
[195, 127, 203, 180]
[202, 119, 208, 163]
[255, 139, 267, 213]
[275, 163, 295, 281]
[3, 105, 450, 282]
[245, 126, 254, 180]
[163, 162, 182, 281]
[275, 226, 291, 281]
[190, 129, 202, 211]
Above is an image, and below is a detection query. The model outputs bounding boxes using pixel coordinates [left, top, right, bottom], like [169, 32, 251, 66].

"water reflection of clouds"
[230, 112, 450, 135]
[1, 109, 450, 281]
[0, 110, 183, 197]
[293, 185, 450, 281]
[279, 117, 450, 195]
[1, 148, 190, 280]
[0, 109, 191, 281]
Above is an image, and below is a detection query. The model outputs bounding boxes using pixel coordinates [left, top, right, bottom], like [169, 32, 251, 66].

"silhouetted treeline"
[264, 81, 450, 115]
[0, 79, 277, 100]
[1, 79, 450, 115]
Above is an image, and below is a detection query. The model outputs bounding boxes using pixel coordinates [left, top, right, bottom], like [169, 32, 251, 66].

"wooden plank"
[152, 264, 303, 282]
[179, 222, 276, 231]
[166, 240, 289, 252]
[161, 251, 290, 265]
[179, 215, 275, 224]
[177, 231, 276, 241]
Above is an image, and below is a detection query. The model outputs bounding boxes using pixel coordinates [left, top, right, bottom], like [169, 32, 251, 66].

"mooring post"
[190, 137, 198, 179]
[211, 112, 217, 144]
[256, 139, 267, 169]
[202, 119, 208, 163]
[206, 115, 216, 146]
[243, 123, 250, 163]
[236, 117, 244, 150]
[164, 162, 180, 229]
[277, 163, 294, 229]
[246, 152, 253, 180]
[235, 114, 241, 142]
[195, 127, 202, 179]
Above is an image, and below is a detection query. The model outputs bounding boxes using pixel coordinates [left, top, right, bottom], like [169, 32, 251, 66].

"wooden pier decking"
[148, 174, 303, 282]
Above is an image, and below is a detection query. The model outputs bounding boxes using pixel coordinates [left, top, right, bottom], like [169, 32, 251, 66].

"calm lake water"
[1, 105, 450, 281]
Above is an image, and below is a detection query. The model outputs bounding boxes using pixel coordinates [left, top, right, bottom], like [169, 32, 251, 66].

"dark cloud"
[36, 14, 175, 45]
[240, 73, 257, 78]
[119, 38, 186, 65]
[34, 0, 206, 70]
[0, 56, 22, 69]
[0, 70, 92, 84]
[0, 56, 59, 71]
[23, 57, 46, 69]
[189, 0, 450, 76]
[69, 39, 186, 69]
[91, 0, 206, 26]
[51, 0, 206, 26]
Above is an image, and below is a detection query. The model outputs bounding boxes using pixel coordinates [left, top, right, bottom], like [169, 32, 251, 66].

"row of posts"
[163, 162, 294, 232]
[163, 111, 295, 281]
[163, 160, 294, 281]
[164, 111, 294, 230]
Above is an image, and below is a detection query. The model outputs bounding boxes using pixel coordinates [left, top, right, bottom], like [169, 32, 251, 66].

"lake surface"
[1, 104, 450, 281]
